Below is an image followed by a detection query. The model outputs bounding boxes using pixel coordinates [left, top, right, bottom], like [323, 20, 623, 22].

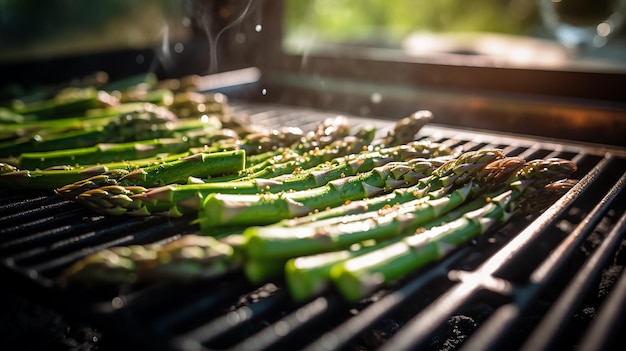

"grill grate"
[1, 103, 625, 351]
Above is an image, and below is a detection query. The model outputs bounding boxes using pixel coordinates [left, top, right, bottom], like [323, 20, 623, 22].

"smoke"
[192, 0, 255, 74]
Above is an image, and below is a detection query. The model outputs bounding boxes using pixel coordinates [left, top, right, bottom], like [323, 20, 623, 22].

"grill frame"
[1, 102, 625, 351]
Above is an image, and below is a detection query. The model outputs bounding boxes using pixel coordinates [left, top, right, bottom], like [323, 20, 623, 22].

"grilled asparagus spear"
[63, 150, 245, 209]
[60, 235, 237, 287]
[282, 157, 576, 301]
[200, 149, 502, 229]
[331, 180, 575, 302]
[197, 156, 453, 228]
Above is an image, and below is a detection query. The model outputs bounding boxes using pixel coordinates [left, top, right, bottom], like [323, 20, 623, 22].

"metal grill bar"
[577, 218, 626, 351]
[522, 191, 626, 351]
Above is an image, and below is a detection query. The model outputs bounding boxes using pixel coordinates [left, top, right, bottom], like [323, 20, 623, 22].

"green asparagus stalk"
[0, 162, 17, 174]
[10, 87, 118, 120]
[74, 156, 437, 218]
[59, 234, 237, 287]
[284, 242, 380, 301]
[139, 235, 237, 282]
[197, 156, 454, 228]
[64, 150, 245, 204]
[196, 149, 503, 228]
[140, 140, 449, 202]
[332, 191, 515, 302]
[203, 124, 379, 183]
[231, 109, 434, 181]
[0, 148, 204, 190]
[373, 110, 434, 147]
[74, 138, 448, 218]
[329, 165, 577, 302]
[248, 181, 475, 286]
[59, 244, 155, 287]
[209, 109, 436, 184]
[237, 125, 378, 179]
[282, 157, 576, 301]
[0, 102, 146, 139]
[268, 140, 451, 186]
[2, 166, 124, 191]
[0, 104, 222, 159]
[243, 181, 474, 261]
[275, 149, 505, 228]
[12, 138, 198, 170]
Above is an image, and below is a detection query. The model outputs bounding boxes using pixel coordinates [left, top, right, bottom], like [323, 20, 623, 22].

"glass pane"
[284, 0, 626, 72]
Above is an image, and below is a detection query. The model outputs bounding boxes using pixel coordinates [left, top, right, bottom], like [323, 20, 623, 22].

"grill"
[3, 1, 626, 350]
[1, 102, 625, 351]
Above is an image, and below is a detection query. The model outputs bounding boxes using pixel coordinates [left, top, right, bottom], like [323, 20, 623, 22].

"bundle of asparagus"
[60, 152, 577, 304]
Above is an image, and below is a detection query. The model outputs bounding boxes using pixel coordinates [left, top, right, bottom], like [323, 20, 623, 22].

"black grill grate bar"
[375, 153, 613, 351]
[9, 216, 150, 264]
[196, 291, 294, 350]
[0, 198, 79, 228]
[0, 207, 95, 248]
[0, 210, 106, 254]
[529, 167, 626, 284]
[521, 207, 626, 351]
[158, 282, 286, 338]
[0, 192, 51, 215]
[226, 296, 342, 351]
[577, 226, 626, 351]
[162, 279, 257, 344]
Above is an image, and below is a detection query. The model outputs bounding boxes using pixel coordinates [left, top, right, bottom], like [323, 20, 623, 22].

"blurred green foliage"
[285, 0, 540, 46]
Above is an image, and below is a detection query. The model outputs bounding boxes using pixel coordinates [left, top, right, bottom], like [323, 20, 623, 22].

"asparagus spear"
[137, 140, 449, 205]
[275, 148, 505, 228]
[64, 150, 245, 207]
[197, 149, 503, 228]
[374, 110, 434, 147]
[330, 164, 577, 302]
[12, 137, 200, 170]
[281, 157, 575, 301]
[139, 235, 237, 282]
[60, 234, 237, 287]
[229, 109, 434, 181]
[243, 181, 475, 261]
[0, 102, 146, 139]
[198, 156, 454, 228]
[10, 87, 118, 120]
[0, 148, 202, 190]
[0, 104, 217, 159]
[74, 156, 439, 218]
[205, 125, 379, 183]
[249, 181, 476, 286]
[268, 139, 451, 186]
